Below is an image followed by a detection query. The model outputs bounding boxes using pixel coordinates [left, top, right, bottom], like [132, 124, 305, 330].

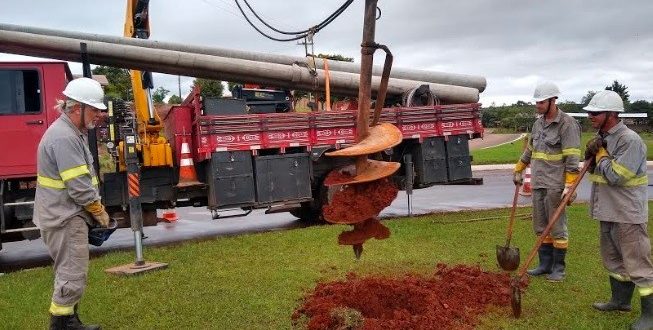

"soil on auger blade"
[322, 176, 398, 224]
[338, 218, 390, 245]
[293, 264, 525, 330]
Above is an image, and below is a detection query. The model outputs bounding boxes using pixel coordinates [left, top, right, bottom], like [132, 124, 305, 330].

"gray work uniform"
[34, 114, 100, 307]
[520, 109, 580, 247]
[588, 121, 653, 290]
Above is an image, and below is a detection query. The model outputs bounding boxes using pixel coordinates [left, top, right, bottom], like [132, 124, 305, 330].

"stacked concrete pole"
[0, 24, 485, 103]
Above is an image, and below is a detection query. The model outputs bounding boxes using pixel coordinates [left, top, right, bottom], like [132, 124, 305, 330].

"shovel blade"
[496, 245, 520, 272]
[511, 279, 522, 318]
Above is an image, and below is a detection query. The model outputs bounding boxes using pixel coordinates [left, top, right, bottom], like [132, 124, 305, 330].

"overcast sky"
[1, 0, 651, 106]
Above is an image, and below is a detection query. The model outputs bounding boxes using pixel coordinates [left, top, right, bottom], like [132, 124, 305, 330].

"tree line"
[482, 81, 653, 131]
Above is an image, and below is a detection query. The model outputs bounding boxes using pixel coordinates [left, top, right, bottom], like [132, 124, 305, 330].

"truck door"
[0, 68, 47, 178]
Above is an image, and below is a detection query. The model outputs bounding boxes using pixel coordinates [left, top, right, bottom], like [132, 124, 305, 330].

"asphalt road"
[2, 169, 653, 272]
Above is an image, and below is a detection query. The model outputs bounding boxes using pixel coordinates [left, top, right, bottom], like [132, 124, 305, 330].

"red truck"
[0, 61, 484, 251]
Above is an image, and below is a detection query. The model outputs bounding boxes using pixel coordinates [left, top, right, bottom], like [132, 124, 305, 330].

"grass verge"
[1, 203, 651, 329]
[472, 132, 653, 165]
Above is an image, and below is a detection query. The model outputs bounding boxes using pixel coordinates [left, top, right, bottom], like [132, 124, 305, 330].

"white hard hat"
[583, 90, 624, 112]
[62, 77, 107, 110]
[533, 81, 560, 102]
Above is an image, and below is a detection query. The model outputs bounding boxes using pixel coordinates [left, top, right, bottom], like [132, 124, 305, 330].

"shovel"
[510, 161, 590, 318]
[496, 184, 521, 272]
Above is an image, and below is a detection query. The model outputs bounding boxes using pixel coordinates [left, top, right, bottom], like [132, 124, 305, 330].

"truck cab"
[0, 61, 71, 249]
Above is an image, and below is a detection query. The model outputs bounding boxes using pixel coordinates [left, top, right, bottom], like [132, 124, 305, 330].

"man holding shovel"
[584, 90, 653, 330]
[513, 81, 581, 282]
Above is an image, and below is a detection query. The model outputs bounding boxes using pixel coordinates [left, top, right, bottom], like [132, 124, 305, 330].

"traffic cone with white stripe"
[520, 165, 532, 196]
[177, 137, 201, 187]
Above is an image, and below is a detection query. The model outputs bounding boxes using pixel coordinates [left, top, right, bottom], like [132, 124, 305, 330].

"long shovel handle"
[505, 184, 521, 246]
[515, 161, 590, 279]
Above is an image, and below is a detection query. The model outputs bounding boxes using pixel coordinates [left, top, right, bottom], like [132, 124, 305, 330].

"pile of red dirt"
[292, 264, 525, 330]
[322, 178, 398, 224]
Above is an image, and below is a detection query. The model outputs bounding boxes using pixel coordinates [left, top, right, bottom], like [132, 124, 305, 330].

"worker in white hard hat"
[513, 81, 581, 282]
[584, 90, 653, 330]
[33, 77, 109, 330]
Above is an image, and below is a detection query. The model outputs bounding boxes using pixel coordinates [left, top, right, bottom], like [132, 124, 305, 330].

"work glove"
[513, 160, 527, 186]
[84, 200, 110, 228]
[562, 172, 578, 205]
[584, 136, 605, 160]
[595, 147, 609, 164]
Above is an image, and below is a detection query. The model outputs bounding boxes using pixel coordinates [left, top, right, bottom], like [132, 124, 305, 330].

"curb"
[472, 161, 653, 172]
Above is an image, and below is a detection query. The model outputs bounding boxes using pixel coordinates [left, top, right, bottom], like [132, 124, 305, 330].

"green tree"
[152, 86, 170, 104]
[193, 78, 224, 97]
[316, 53, 354, 62]
[605, 80, 630, 103]
[168, 94, 183, 104]
[92, 66, 133, 101]
[630, 100, 651, 113]
[581, 91, 597, 105]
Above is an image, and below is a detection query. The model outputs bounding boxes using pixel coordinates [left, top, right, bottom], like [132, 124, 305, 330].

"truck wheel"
[289, 204, 323, 223]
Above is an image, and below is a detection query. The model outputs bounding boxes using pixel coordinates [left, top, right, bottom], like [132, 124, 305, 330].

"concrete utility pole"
[0, 23, 487, 92]
[0, 28, 480, 103]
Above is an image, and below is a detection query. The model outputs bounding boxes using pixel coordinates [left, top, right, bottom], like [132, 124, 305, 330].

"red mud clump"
[338, 218, 390, 246]
[322, 178, 398, 224]
[292, 264, 525, 330]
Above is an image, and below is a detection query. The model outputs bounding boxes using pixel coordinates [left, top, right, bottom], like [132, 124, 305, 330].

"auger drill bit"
[322, 0, 401, 259]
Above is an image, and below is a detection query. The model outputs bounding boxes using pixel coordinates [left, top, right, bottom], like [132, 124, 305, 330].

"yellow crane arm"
[120, 0, 173, 168]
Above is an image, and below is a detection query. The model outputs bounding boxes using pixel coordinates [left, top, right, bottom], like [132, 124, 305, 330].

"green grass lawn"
[472, 132, 653, 165]
[1, 203, 652, 329]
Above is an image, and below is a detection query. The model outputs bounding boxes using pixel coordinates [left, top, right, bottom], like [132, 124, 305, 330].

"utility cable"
[233, 0, 354, 42]
[242, 0, 352, 35]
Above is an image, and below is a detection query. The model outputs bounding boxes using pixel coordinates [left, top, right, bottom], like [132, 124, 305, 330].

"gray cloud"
[1, 0, 651, 105]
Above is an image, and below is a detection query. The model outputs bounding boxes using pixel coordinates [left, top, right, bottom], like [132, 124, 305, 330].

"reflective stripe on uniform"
[532, 151, 564, 161]
[609, 272, 631, 282]
[589, 173, 648, 187]
[553, 238, 568, 249]
[612, 160, 639, 180]
[38, 174, 98, 189]
[562, 148, 581, 156]
[37, 175, 66, 189]
[639, 286, 653, 297]
[49, 301, 75, 316]
[60, 164, 90, 182]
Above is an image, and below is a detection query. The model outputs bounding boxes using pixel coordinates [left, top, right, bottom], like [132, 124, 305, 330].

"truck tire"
[289, 204, 323, 223]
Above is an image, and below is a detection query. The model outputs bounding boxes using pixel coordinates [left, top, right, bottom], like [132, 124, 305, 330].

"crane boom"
[122, 0, 173, 168]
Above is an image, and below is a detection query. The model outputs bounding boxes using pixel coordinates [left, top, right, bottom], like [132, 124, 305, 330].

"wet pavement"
[2, 169, 653, 272]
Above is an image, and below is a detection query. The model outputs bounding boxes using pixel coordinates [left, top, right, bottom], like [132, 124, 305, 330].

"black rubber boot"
[593, 277, 635, 312]
[49, 313, 101, 330]
[527, 244, 553, 276]
[546, 248, 566, 282]
[632, 294, 653, 330]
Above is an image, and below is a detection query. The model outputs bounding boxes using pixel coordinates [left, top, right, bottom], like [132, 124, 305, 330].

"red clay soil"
[323, 171, 356, 186]
[322, 178, 398, 225]
[337, 218, 390, 246]
[292, 264, 528, 330]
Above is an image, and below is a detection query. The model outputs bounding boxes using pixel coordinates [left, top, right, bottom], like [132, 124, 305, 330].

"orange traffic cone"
[177, 138, 201, 187]
[520, 165, 532, 196]
[161, 209, 178, 222]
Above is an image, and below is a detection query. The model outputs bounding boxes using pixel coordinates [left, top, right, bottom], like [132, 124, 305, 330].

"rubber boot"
[50, 311, 101, 330]
[593, 277, 635, 312]
[74, 304, 101, 330]
[546, 248, 566, 282]
[632, 294, 653, 330]
[527, 243, 553, 276]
